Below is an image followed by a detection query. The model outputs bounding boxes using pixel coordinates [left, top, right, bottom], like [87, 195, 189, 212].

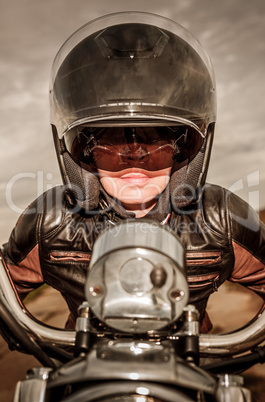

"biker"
[2, 12, 265, 333]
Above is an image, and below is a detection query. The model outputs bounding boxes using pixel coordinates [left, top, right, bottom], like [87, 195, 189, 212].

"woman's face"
[88, 127, 176, 212]
[97, 166, 172, 210]
[66, 125, 204, 213]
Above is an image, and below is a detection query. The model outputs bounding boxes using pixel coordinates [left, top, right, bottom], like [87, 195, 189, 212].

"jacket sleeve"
[227, 191, 265, 298]
[1, 200, 45, 299]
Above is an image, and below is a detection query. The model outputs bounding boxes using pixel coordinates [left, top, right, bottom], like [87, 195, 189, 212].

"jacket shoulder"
[202, 182, 259, 225]
[2, 186, 68, 263]
[225, 187, 264, 256]
[200, 183, 228, 235]
[203, 183, 264, 257]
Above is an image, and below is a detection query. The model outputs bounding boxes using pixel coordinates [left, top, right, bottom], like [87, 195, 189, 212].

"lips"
[120, 172, 150, 185]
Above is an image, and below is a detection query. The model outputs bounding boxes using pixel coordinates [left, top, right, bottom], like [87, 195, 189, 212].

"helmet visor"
[64, 125, 204, 172]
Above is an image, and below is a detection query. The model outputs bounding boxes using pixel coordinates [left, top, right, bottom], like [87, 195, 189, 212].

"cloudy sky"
[0, 0, 265, 244]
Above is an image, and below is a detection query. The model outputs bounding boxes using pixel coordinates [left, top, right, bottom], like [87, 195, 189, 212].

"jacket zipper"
[50, 251, 91, 262]
[187, 273, 219, 292]
[186, 251, 221, 266]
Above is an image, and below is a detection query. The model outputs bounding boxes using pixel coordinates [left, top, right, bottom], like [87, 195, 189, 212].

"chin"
[100, 176, 168, 206]
[118, 189, 160, 205]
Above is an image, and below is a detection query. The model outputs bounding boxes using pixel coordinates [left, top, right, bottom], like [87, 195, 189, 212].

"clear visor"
[64, 124, 204, 172]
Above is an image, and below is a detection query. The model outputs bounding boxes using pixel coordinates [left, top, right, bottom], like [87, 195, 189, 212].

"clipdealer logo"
[4, 169, 262, 233]
[227, 170, 260, 231]
[5, 171, 57, 214]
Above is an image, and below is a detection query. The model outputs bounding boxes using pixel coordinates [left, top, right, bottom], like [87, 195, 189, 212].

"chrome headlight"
[85, 219, 189, 333]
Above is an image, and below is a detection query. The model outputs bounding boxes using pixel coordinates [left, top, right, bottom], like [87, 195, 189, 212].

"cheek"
[99, 177, 121, 197]
[144, 176, 170, 197]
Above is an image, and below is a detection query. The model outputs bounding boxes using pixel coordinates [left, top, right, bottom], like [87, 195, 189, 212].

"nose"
[121, 143, 150, 162]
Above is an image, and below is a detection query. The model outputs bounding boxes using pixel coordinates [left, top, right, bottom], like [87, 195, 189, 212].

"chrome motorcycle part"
[0, 254, 75, 349]
[75, 301, 91, 332]
[182, 304, 200, 336]
[173, 305, 200, 365]
[13, 368, 52, 402]
[47, 338, 216, 400]
[2, 243, 265, 356]
[216, 374, 252, 402]
[85, 219, 189, 333]
[75, 301, 97, 356]
[60, 382, 195, 402]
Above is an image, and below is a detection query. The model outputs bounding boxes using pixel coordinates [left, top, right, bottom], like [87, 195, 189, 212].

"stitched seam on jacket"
[36, 205, 44, 275]
[225, 188, 235, 271]
[232, 239, 265, 265]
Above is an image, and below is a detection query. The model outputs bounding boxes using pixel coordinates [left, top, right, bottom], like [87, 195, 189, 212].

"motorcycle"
[1, 219, 265, 401]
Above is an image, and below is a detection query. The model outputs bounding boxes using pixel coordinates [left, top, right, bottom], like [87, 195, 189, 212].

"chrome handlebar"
[0, 256, 75, 348]
[1, 255, 265, 357]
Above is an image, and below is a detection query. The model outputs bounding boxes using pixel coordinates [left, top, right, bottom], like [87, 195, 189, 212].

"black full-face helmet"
[50, 12, 216, 210]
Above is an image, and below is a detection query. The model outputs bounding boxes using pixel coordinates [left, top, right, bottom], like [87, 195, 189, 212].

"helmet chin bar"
[85, 220, 189, 333]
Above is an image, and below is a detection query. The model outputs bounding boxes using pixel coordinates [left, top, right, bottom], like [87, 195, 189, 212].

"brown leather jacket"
[2, 183, 265, 333]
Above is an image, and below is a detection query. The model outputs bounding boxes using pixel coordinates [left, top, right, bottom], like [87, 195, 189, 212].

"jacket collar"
[99, 185, 171, 223]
